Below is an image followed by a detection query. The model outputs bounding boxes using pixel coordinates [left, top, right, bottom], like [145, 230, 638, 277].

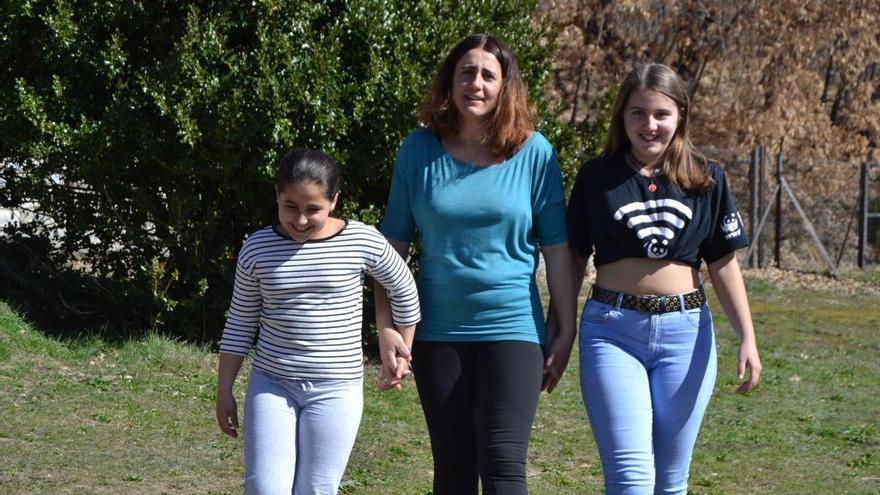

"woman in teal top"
[375, 33, 577, 495]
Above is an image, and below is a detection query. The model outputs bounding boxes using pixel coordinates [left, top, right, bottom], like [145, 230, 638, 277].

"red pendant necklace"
[626, 152, 662, 193]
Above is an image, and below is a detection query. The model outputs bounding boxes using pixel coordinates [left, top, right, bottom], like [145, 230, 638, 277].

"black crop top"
[566, 153, 749, 268]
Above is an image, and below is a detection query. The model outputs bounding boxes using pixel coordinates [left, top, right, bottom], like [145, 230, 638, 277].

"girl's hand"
[736, 339, 762, 393]
[379, 356, 412, 391]
[216, 391, 239, 438]
[378, 327, 412, 391]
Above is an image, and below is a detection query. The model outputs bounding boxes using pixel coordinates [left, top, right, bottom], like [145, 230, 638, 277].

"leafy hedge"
[0, 1, 599, 342]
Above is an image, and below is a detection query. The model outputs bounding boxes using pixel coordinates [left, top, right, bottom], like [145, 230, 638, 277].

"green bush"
[0, 0, 572, 342]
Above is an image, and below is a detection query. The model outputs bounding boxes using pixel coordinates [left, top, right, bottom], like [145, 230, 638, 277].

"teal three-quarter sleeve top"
[381, 128, 567, 344]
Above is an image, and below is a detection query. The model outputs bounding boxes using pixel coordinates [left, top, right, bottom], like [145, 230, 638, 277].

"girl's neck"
[315, 217, 345, 239]
[279, 217, 345, 243]
[626, 151, 664, 177]
[629, 148, 664, 168]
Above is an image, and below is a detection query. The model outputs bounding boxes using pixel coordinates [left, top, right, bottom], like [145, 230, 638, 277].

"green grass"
[847, 267, 880, 287]
[0, 311, 232, 494]
[1, 272, 879, 494]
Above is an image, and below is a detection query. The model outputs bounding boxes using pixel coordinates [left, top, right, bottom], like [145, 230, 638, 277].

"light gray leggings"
[243, 369, 363, 495]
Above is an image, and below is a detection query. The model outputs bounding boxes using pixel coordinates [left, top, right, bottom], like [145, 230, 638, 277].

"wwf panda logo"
[614, 199, 693, 259]
[645, 238, 669, 258]
[721, 212, 743, 239]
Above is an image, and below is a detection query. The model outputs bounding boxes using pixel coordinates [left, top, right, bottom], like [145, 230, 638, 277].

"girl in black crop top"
[564, 63, 762, 494]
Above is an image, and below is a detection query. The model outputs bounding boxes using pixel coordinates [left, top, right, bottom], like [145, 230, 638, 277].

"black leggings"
[412, 340, 544, 495]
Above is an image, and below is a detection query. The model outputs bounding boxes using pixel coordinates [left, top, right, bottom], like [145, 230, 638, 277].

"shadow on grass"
[0, 234, 386, 357]
[0, 236, 156, 344]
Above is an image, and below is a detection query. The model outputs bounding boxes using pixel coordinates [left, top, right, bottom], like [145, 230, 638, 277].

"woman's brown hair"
[604, 63, 713, 192]
[418, 33, 535, 158]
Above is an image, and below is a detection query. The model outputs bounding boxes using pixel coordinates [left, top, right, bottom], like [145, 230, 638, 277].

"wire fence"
[705, 145, 880, 273]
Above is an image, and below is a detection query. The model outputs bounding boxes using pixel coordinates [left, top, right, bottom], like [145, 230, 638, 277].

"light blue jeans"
[579, 295, 717, 495]
[243, 369, 363, 495]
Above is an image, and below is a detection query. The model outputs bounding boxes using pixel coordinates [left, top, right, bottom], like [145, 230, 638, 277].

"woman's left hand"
[542, 331, 575, 393]
[540, 242, 579, 394]
[736, 339, 762, 393]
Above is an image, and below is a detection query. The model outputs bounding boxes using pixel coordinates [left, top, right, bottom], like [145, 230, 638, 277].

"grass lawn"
[1, 271, 879, 494]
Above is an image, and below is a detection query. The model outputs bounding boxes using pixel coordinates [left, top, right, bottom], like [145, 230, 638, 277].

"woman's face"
[623, 88, 680, 165]
[451, 48, 503, 126]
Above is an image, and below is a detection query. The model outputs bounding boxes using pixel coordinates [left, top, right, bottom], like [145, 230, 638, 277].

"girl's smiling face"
[276, 181, 338, 242]
[623, 88, 680, 166]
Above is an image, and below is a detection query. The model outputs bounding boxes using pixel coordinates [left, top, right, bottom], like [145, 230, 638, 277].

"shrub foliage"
[0, 1, 577, 341]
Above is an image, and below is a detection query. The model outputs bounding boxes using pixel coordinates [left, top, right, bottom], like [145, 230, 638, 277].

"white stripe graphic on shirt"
[613, 199, 694, 259]
[624, 212, 687, 230]
[613, 199, 693, 220]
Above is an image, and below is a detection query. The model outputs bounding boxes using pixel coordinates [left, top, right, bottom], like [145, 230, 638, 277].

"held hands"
[380, 355, 412, 391]
[215, 390, 239, 438]
[736, 339, 762, 393]
[377, 327, 412, 391]
[542, 325, 575, 394]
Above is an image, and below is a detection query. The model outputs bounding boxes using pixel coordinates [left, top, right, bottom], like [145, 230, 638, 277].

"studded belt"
[590, 286, 706, 314]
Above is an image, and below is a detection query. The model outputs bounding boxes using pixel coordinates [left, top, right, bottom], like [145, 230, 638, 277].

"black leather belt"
[590, 286, 706, 314]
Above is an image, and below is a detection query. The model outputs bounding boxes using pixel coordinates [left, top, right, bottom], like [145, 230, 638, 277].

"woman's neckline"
[434, 130, 535, 169]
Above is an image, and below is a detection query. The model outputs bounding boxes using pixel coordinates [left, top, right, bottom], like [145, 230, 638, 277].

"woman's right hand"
[378, 326, 412, 390]
[216, 390, 239, 438]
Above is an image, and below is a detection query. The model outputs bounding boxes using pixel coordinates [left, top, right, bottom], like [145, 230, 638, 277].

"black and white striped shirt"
[219, 220, 420, 380]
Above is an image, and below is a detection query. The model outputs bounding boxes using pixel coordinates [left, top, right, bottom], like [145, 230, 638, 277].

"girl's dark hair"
[418, 33, 535, 157]
[604, 63, 713, 192]
[275, 148, 340, 199]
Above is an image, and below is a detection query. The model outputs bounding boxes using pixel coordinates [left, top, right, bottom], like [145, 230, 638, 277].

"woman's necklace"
[626, 152, 663, 193]
[457, 135, 488, 166]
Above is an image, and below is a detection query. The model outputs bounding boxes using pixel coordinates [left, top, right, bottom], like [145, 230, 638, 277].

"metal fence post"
[774, 149, 783, 268]
[758, 144, 766, 267]
[749, 146, 759, 268]
[859, 161, 868, 268]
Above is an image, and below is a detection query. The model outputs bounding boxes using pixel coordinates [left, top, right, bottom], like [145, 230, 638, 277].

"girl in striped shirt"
[215, 148, 420, 494]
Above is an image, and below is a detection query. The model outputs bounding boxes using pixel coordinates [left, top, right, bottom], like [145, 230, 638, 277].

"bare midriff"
[594, 258, 700, 296]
